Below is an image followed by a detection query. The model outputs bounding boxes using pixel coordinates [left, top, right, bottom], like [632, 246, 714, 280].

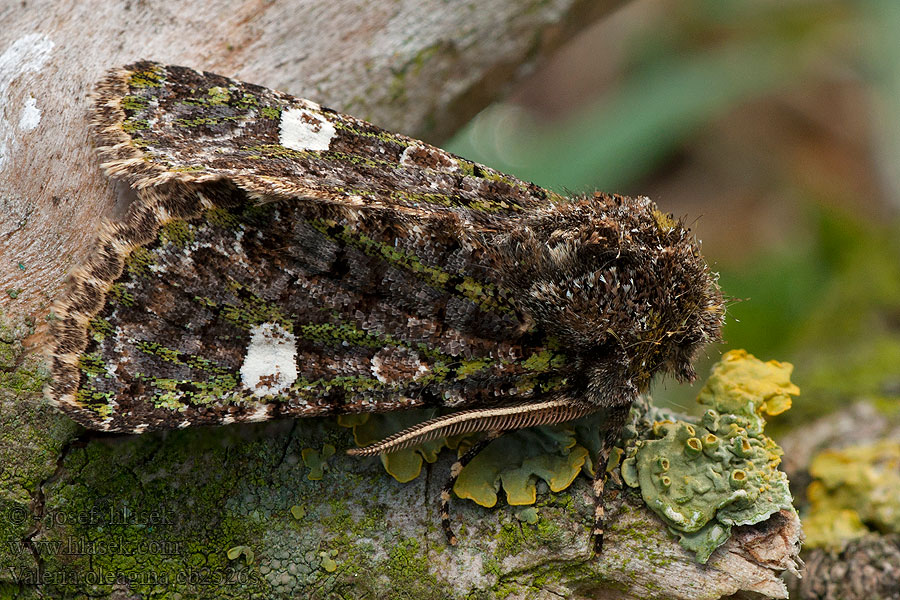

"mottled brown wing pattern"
[50, 177, 574, 433]
[92, 61, 564, 216]
[49, 62, 588, 433]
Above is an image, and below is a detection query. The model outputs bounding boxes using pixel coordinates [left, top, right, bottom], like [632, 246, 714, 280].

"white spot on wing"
[240, 322, 298, 397]
[279, 107, 335, 152]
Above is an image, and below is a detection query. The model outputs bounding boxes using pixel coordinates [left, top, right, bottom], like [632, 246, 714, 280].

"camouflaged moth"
[49, 62, 725, 552]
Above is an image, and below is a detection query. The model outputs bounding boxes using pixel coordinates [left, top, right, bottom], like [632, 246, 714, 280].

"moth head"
[499, 194, 725, 404]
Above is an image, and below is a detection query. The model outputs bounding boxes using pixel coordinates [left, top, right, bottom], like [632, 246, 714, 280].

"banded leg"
[591, 405, 630, 554]
[441, 429, 504, 545]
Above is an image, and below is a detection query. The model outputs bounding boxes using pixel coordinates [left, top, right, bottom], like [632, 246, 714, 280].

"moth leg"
[441, 429, 504, 546]
[592, 404, 630, 555]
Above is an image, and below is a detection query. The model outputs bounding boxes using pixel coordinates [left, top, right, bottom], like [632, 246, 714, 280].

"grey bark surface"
[0, 1, 800, 598]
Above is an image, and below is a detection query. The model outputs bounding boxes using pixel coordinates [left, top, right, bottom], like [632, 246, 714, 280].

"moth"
[49, 62, 724, 552]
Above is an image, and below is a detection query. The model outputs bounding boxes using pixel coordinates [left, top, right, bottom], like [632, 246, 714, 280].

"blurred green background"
[446, 0, 900, 430]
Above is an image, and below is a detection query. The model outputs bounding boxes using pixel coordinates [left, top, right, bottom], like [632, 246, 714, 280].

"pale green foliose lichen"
[301, 444, 335, 480]
[621, 349, 799, 562]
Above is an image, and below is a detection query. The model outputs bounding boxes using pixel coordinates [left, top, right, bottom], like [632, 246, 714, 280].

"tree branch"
[0, 2, 800, 598]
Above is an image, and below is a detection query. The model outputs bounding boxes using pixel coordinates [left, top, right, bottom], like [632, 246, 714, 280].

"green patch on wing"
[159, 219, 195, 248]
[125, 246, 157, 278]
[108, 283, 135, 307]
[129, 341, 241, 408]
[194, 280, 294, 333]
[78, 353, 108, 378]
[244, 144, 398, 171]
[88, 317, 115, 342]
[127, 64, 164, 89]
[331, 119, 410, 147]
[308, 217, 515, 315]
[120, 95, 150, 111]
[121, 118, 150, 133]
[260, 106, 281, 120]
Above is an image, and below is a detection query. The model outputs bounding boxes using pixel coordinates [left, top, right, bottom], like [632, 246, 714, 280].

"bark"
[781, 401, 900, 600]
[0, 1, 800, 598]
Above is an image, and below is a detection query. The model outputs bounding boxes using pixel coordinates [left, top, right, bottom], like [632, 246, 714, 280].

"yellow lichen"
[803, 441, 900, 550]
[697, 349, 799, 417]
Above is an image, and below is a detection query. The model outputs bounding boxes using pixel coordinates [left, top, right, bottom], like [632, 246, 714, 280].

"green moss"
[0, 313, 80, 573]
[382, 537, 448, 595]
[32, 425, 273, 598]
[0, 318, 48, 396]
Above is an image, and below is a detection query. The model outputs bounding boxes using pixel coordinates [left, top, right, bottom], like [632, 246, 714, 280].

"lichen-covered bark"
[789, 535, 900, 600]
[781, 401, 900, 600]
[0, 1, 801, 598]
[6, 410, 800, 599]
